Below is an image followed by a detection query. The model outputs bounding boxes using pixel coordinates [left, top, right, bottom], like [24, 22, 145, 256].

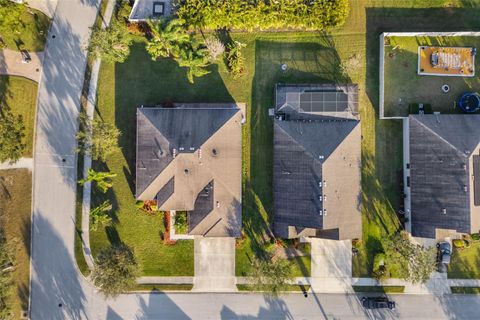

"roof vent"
[324, 209, 327, 216]
[179, 147, 185, 151]
[464, 186, 468, 192]
[318, 181, 322, 188]
[189, 147, 195, 151]
[184, 169, 189, 175]
[173, 148, 177, 158]
[323, 181, 327, 187]
[212, 148, 218, 156]
[442, 208, 447, 215]
[319, 155, 324, 160]
[318, 209, 323, 216]
[318, 196, 322, 202]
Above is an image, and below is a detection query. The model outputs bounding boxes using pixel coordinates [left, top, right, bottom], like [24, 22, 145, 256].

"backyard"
[87, 0, 480, 280]
[383, 35, 480, 117]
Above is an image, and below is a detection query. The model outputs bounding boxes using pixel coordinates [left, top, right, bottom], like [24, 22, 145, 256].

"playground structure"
[418, 46, 476, 77]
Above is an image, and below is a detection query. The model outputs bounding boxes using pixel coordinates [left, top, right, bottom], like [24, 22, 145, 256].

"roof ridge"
[413, 117, 468, 157]
[275, 120, 359, 163]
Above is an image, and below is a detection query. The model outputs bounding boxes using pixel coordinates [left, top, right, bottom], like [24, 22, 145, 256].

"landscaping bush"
[453, 239, 466, 250]
[174, 211, 188, 234]
[204, 36, 225, 62]
[471, 233, 480, 242]
[177, 0, 350, 31]
[226, 41, 246, 79]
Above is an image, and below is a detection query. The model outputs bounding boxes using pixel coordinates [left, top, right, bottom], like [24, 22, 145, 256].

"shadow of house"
[113, 43, 235, 182]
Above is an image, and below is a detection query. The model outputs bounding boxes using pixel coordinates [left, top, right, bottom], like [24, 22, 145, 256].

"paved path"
[27, 0, 59, 18]
[28, 0, 480, 318]
[192, 237, 237, 292]
[80, 0, 117, 271]
[0, 49, 43, 82]
[0, 157, 33, 170]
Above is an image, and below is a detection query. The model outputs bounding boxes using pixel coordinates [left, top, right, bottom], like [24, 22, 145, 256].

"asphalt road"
[29, 0, 480, 319]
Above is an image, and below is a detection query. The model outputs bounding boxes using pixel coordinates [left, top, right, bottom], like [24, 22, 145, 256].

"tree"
[247, 254, 294, 296]
[90, 200, 112, 231]
[0, 0, 25, 36]
[0, 231, 13, 319]
[146, 18, 190, 60]
[383, 231, 436, 284]
[76, 113, 121, 162]
[226, 41, 246, 79]
[91, 244, 140, 297]
[0, 104, 26, 164]
[176, 46, 211, 84]
[78, 169, 117, 193]
[89, 20, 132, 63]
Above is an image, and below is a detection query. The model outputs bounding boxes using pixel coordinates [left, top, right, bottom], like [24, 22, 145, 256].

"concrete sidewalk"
[27, 0, 59, 18]
[0, 157, 34, 171]
[0, 49, 44, 82]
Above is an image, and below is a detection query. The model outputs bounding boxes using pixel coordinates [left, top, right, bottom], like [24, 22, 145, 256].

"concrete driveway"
[0, 49, 44, 82]
[192, 237, 236, 292]
[310, 238, 353, 293]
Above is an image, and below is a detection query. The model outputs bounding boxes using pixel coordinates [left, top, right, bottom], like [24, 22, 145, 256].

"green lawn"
[448, 243, 480, 279]
[0, 75, 38, 157]
[352, 286, 405, 293]
[451, 287, 480, 294]
[0, 169, 32, 319]
[90, 0, 480, 279]
[1, 8, 50, 51]
[384, 35, 480, 117]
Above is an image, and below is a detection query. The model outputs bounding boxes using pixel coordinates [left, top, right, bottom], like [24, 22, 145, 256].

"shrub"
[453, 239, 465, 249]
[226, 41, 246, 79]
[177, 0, 350, 31]
[174, 211, 188, 234]
[471, 233, 480, 242]
[135, 200, 145, 209]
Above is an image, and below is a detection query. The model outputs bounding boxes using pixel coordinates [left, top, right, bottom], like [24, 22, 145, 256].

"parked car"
[437, 241, 451, 273]
[361, 297, 395, 310]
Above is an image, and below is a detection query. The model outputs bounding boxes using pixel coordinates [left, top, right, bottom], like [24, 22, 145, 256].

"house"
[272, 84, 362, 240]
[135, 103, 243, 237]
[129, 0, 172, 22]
[406, 114, 480, 239]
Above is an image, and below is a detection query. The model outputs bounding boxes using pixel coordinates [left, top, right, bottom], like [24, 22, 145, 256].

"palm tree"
[79, 168, 117, 193]
[176, 46, 211, 84]
[146, 18, 190, 59]
[90, 200, 112, 231]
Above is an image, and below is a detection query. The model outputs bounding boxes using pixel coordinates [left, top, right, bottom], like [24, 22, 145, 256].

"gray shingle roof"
[273, 84, 362, 240]
[135, 104, 243, 237]
[409, 114, 480, 238]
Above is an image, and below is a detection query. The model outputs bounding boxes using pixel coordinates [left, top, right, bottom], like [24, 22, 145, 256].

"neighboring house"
[406, 114, 480, 239]
[129, 0, 172, 22]
[272, 84, 362, 240]
[135, 103, 243, 237]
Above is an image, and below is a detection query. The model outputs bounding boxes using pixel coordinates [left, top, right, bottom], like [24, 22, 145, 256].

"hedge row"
[177, 0, 349, 31]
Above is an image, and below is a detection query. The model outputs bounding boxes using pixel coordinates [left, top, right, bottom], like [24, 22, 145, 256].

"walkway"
[0, 49, 43, 82]
[27, 0, 480, 318]
[27, 0, 59, 18]
[0, 157, 33, 170]
[80, 0, 117, 271]
[192, 237, 237, 292]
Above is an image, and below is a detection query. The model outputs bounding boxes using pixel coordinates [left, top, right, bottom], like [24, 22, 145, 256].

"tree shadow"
[113, 41, 235, 196]
[30, 214, 87, 319]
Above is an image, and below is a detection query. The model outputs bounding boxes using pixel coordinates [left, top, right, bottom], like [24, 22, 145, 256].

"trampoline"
[458, 92, 480, 113]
